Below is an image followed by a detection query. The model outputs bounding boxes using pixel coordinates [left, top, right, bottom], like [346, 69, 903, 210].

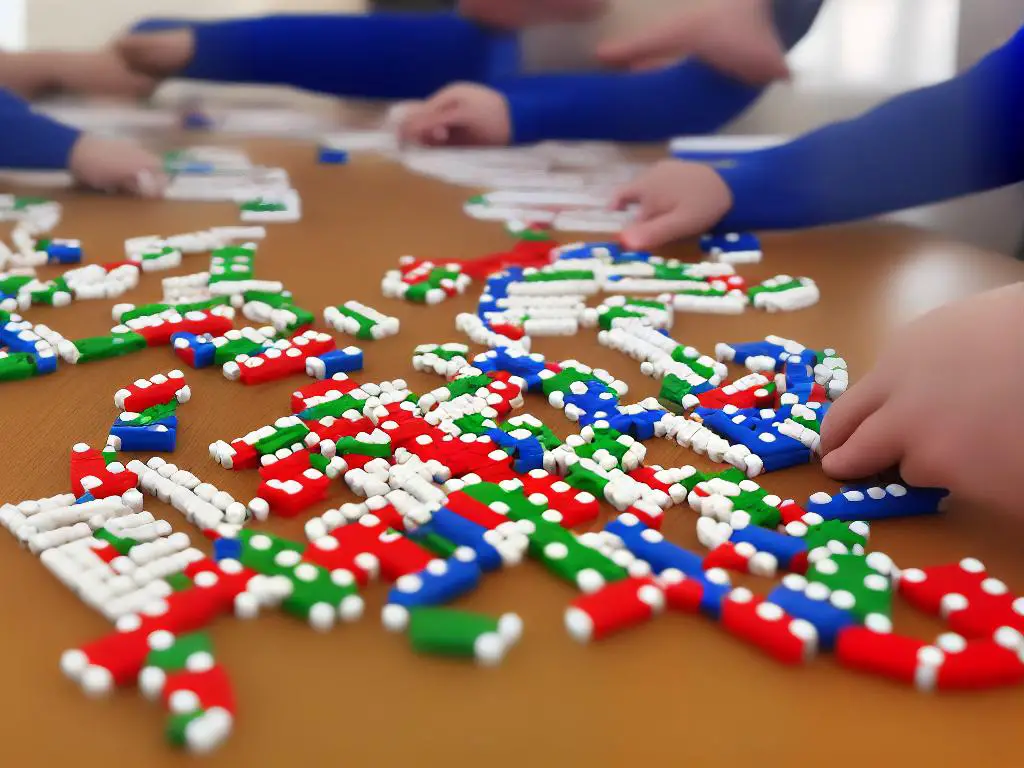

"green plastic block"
[598, 307, 646, 330]
[333, 435, 392, 459]
[416, 532, 460, 559]
[93, 527, 138, 556]
[240, 198, 286, 212]
[445, 373, 493, 400]
[462, 482, 546, 520]
[165, 710, 206, 748]
[120, 400, 179, 426]
[252, 423, 311, 456]
[451, 413, 498, 436]
[70, 332, 147, 363]
[524, 269, 594, 283]
[500, 417, 561, 451]
[749, 278, 804, 299]
[238, 531, 306, 575]
[801, 520, 868, 554]
[563, 462, 610, 498]
[807, 553, 892, 623]
[144, 631, 214, 672]
[166, 572, 193, 592]
[0, 352, 37, 381]
[242, 290, 293, 307]
[0, 275, 34, 294]
[407, 608, 503, 658]
[299, 393, 366, 421]
[12, 196, 51, 210]
[309, 453, 332, 475]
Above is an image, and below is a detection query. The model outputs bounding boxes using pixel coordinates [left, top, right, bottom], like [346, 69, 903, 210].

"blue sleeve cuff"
[0, 93, 81, 170]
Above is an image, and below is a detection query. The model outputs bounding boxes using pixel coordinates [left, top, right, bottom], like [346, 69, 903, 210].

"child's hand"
[613, 160, 733, 250]
[820, 282, 1024, 512]
[69, 135, 167, 197]
[116, 29, 194, 77]
[597, 0, 788, 81]
[398, 84, 511, 147]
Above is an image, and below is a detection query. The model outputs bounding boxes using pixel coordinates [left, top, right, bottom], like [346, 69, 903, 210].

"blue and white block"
[700, 232, 762, 264]
[805, 484, 949, 522]
[307, 346, 363, 379]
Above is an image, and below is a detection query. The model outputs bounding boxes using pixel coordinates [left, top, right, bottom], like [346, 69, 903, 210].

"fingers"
[115, 30, 194, 77]
[620, 208, 692, 252]
[819, 372, 889, 456]
[597, 20, 696, 70]
[820, 406, 905, 481]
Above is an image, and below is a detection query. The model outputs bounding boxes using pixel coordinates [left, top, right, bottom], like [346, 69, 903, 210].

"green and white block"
[413, 343, 470, 378]
[324, 301, 399, 340]
[749, 275, 820, 312]
[239, 189, 301, 223]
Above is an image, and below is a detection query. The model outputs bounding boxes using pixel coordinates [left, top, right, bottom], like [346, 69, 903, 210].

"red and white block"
[114, 370, 191, 412]
[564, 577, 665, 642]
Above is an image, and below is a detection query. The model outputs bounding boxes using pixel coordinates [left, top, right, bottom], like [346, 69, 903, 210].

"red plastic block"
[373, 531, 436, 582]
[658, 570, 705, 614]
[720, 588, 817, 665]
[936, 636, 1024, 690]
[564, 577, 664, 643]
[443, 491, 510, 530]
[290, 374, 360, 414]
[256, 469, 331, 518]
[114, 370, 190, 412]
[237, 332, 336, 385]
[835, 627, 931, 687]
[162, 665, 236, 714]
[71, 444, 107, 496]
[520, 469, 600, 528]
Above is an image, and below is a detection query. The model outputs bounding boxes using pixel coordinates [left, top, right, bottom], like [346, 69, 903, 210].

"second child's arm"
[0, 89, 80, 170]
[123, 13, 515, 101]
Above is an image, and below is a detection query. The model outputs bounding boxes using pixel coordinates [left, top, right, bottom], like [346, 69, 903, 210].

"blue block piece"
[760, 447, 812, 472]
[805, 485, 949, 522]
[32, 348, 58, 375]
[555, 242, 618, 261]
[721, 340, 786, 367]
[109, 416, 177, 452]
[604, 516, 704, 578]
[170, 332, 216, 369]
[477, 298, 500, 318]
[696, 572, 733, 620]
[309, 347, 363, 377]
[318, 146, 349, 164]
[730, 525, 808, 570]
[607, 408, 666, 441]
[700, 232, 761, 257]
[767, 583, 857, 650]
[486, 429, 545, 474]
[421, 508, 504, 572]
[473, 347, 547, 385]
[561, 380, 620, 422]
[385, 554, 482, 608]
[612, 249, 652, 264]
[214, 537, 244, 561]
[45, 240, 83, 265]
[75, 492, 95, 505]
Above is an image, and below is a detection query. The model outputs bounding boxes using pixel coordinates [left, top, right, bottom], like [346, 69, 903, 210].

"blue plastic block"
[767, 583, 857, 649]
[386, 554, 482, 608]
[805, 485, 949, 522]
[309, 347, 363, 378]
[109, 416, 177, 452]
[318, 146, 349, 164]
[604, 516, 704, 578]
[214, 537, 243, 562]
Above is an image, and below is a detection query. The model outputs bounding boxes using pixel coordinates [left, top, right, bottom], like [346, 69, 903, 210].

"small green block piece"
[0, 352, 37, 381]
[165, 710, 206, 748]
[144, 631, 214, 673]
[563, 462, 610, 498]
[166, 572, 193, 592]
[451, 413, 498, 436]
[93, 527, 138, 556]
[523, 269, 593, 283]
[252, 423, 311, 457]
[416, 532, 461, 559]
[72, 332, 148, 363]
[807, 553, 892, 623]
[407, 608, 503, 658]
[333, 435, 392, 459]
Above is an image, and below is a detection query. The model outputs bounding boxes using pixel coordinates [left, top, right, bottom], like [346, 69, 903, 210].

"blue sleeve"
[0, 89, 80, 171]
[716, 26, 1024, 231]
[501, 0, 825, 144]
[163, 12, 514, 101]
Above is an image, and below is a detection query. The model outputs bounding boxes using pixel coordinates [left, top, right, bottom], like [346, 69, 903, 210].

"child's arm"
[0, 89, 80, 170]
[496, 0, 824, 143]
[714, 26, 1024, 230]
[120, 12, 515, 101]
[617, 26, 1024, 249]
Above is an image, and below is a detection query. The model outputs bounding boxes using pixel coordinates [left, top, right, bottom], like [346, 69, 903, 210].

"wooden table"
[1, 139, 1022, 768]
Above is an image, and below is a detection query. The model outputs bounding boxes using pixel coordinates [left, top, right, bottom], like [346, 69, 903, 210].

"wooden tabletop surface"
[1, 139, 1022, 768]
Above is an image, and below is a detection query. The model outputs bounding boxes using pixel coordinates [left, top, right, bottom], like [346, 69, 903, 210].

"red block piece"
[898, 558, 992, 617]
[703, 542, 754, 574]
[258, 450, 313, 481]
[564, 577, 664, 643]
[72, 628, 152, 689]
[809, 383, 828, 403]
[114, 370, 190, 412]
[162, 666, 236, 714]
[696, 374, 776, 411]
[443, 491, 510, 530]
[237, 332, 336, 385]
[256, 469, 331, 518]
[489, 322, 526, 341]
[657, 569, 705, 614]
[936, 636, 1024, 690]
[302, 542, 374, 586]
[625, 500, 664, 531]
[128, 310, 233, 347]
[290, 374, 360, 414]
[835, 627, 937, 689]
[79, 461, 139, 500]
[304, 415, 376, 444]
[777, 499, 808, 526]
[71, 443, 107, 496]
[720, 588, 817, 665]
[520, 469, 600, 528]
[373, 531, 437, 582]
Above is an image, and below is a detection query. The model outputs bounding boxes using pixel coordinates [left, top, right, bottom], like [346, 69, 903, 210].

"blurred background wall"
[2, 0, 1021, 253]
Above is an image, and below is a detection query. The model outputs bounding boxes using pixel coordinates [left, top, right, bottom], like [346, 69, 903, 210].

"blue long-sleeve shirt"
[131, 3, 823, 143]
[0, 89, 80, 170]
[716, 25, 1024, 231]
